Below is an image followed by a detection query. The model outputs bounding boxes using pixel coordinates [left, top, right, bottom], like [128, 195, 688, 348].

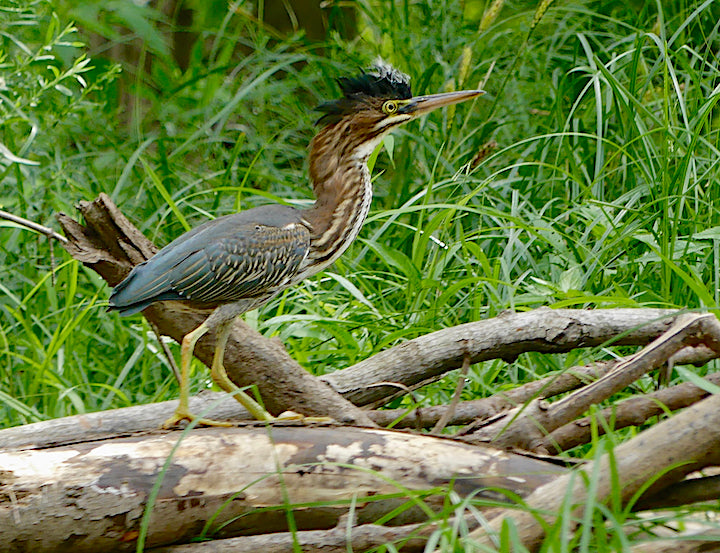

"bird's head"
[313, 60, 484, 159]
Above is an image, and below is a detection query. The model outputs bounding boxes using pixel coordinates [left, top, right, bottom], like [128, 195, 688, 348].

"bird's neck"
[301, 122, 382, 275]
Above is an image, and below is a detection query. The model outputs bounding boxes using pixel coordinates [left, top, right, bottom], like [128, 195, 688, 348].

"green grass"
[1, 0, 720, 550]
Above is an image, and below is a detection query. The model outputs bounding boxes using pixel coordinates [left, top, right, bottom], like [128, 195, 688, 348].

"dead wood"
[0, 392, 242, 450]
[322, 307, 682, 408]
[48, 193, 702, 441]
[1, 312, 706, 452]
[627, 515, 720, 553]
[150, 520, 432, 553]
[464, 313, 720, 452]
[0, 340, 612, 450]
[0, 425, 564, 552]
[57, 193, 374, 426]
[464, 315, 720, 551]
[635, 473, 720, 511]
[0, 354, 614, 450]
[630, 536, 720, 553]
[25, 192, 720, 552]
[467, 390, 720, 550]
[543, 368, 720, 453]
[381, 358, 620, 430]
[0, 208, 68, 243]
[393, 359, 620, 432]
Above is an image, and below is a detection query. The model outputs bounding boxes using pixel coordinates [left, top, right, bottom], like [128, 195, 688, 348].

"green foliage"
[1, 0, 720, 549]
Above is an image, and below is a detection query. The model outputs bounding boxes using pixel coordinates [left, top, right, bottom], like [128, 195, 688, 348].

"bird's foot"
[276, 411, 334, 423]
[162, 409, 234, 429]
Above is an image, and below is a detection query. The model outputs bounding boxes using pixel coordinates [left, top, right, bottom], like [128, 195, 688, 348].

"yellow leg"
[211, 322, 331, 424]
[162, 322, 232, 429]
[210, 322, 274, 422]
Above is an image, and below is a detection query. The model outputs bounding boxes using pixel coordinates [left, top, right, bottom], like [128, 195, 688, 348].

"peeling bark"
[0, 426, 563, 552]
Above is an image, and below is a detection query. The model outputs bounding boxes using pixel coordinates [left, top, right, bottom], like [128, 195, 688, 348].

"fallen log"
[466, 379, 720, 551]
[13, 193, 712, 553]
[150, 520, 432, 553]
[464, 313, 720, 451]
[0, 308, 701, 452]
[0, 425, 564, 552]
[3, 310, 717, 456]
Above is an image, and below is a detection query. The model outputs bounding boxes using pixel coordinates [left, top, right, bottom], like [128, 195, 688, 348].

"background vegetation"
[1, 0, 719, 549]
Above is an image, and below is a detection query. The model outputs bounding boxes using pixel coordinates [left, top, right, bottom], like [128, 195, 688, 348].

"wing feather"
[109, 206, 310, 316]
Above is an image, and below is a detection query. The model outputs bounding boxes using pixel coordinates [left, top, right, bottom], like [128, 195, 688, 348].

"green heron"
[109, 61, 484, 427]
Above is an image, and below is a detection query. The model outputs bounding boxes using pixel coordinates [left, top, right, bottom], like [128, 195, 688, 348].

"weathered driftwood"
[324, 307, 682, 408]
[0, 425, 564, 552]
[28, 192, 718, 552]
[636, 474, 720, 511]
[0, 358, 621, 451]
[464, 313, 720, 452]
[464, 315, 720, 551]
[630, 534, 720, 553]
[149, 519, 436, 553]
[133, 512, 720, 553]
[3, 311, 718, 454]
[2, 309, 708, 452]
[544, 368, 720, 453]
[467, 392, 720, 551]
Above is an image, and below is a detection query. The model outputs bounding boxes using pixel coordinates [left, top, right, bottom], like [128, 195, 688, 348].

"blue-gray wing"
[109, 206, 310, 316]
[174, 223, 310, 302]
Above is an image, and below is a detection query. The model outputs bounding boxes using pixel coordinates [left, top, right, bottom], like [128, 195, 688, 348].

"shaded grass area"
[1, 0, 720, 549]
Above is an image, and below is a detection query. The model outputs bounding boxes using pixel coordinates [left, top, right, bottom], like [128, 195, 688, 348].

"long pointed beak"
[402, 89, 485, 116]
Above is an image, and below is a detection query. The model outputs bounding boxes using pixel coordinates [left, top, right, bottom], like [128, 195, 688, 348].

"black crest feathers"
[315, 59, 412, 126]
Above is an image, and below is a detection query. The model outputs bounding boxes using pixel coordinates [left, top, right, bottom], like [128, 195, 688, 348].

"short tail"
[106, 297, 154, 317]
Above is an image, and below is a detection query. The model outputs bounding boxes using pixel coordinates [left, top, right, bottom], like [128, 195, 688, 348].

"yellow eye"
[382, 100, 399, 114]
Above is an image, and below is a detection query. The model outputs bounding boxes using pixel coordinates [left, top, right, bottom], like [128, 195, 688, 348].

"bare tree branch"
[467, 389, 720, 551]
[0, 207, 69, 284]
[431, 351, 470, 434]
[465, 314, 720, 451]
[543, 368, 720, 453]
[322, 307, 683, 408]
[464, 314, 720, 552]
[635, 473, 720, 511]
[0, 208, 68, 243]
[2, 310, 707, 451]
